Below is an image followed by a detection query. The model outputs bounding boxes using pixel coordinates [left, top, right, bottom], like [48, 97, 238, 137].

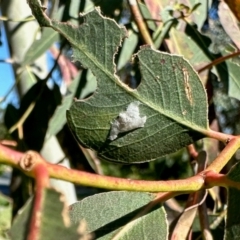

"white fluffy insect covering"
[109, 101, 147, 140]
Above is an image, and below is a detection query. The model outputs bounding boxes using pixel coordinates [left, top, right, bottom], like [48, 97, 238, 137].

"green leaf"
[138, 2, 157, 31]
[31, 6, 208, 163]
[188, 0, 208, 29]
[78, 70, 97, 99]
[10, 189, 90, 240]
[22, 27, 59, 66]
[0, 193, 12, 239]
[219, 1, 240, 50]
[226, 60, 240, 101]
[22, 5, 64, 67]
[47, 73, 81, 136]
[0, 123, 11, 141]
[68, 0, 94, 25]
[117, 30, 138, 70]
[225, 162, 240, 239]
[168, 25, 211, 70]
[69, 191, 168, 240]
[153, 7, 175, 49]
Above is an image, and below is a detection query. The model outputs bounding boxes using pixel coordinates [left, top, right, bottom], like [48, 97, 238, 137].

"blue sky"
[0, 23, 58, 109]
[0, 24, 16, 108]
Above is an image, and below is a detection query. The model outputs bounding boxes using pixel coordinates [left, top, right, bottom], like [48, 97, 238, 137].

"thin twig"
[128, 0, 154, 46]
[0, 82, 16, 104]
[0, 16, 35, 22]
[187, 144, 199, 161]
[9, 102, 36, 135]
[197, 50, 240, 73]
[0, 140, 17, 147]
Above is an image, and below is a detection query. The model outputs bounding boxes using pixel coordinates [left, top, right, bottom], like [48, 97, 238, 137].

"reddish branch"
[205, 137, 240, 173]
[187, 144, 199, 161]
[1, 135, 240, 193]
[197, 50, 240, 73]
[0, 144, 202, 192]
[0, 139, 240, 240]
[18, 152, 50, 240]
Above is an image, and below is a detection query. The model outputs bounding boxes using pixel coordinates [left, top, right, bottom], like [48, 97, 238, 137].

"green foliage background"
[1, 0, 240, 239]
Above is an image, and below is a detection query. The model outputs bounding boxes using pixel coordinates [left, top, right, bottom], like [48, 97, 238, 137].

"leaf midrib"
[51, 20, 208, 136]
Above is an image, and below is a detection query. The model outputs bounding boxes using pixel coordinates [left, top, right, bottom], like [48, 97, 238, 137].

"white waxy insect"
[109, 101, 147, 140]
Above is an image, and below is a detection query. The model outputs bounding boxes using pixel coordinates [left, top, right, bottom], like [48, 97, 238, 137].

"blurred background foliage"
[1, 0, 240, 238]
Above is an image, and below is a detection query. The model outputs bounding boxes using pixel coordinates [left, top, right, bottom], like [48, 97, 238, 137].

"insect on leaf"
[109, 101, 147, 141]
[30, 6, 209, 163]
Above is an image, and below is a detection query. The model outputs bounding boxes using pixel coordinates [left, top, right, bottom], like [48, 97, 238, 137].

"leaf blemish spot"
[182, 67, 193, 105]
[160, 59, 165, 64]
[109, 101, 147, 140]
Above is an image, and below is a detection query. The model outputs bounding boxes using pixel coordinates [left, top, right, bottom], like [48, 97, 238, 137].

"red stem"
[48, 163, 204, 192]
[1, 141, 240, 192]
[27, 163, 49, 240]
[205, 136, 240, 173]
[197, 50, 240, 73]
[205, 171, 240, 190]
[0, 144, 205, 192]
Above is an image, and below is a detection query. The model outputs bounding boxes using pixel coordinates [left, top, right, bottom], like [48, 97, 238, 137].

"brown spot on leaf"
[160, 59, 165, 64]
[182, 68, 193, 105]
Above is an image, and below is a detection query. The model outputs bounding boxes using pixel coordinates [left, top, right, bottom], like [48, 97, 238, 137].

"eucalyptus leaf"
[10, 189, 88, 240]
[22, 4, 65, 67]
[225, 162, 240, 239]
[69, 191, 168, 240]
[0, 193, 12, 239]
[22, 28, 59, 67]
[47, 73, 81, 136]
[64, 11, 208, 163]
[138, 2, 157, 31]
[30, 6, 208, 163]
[78, 69, 97, 99]
[117, 30, 138, 70]
[226, 60, 240, 101]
